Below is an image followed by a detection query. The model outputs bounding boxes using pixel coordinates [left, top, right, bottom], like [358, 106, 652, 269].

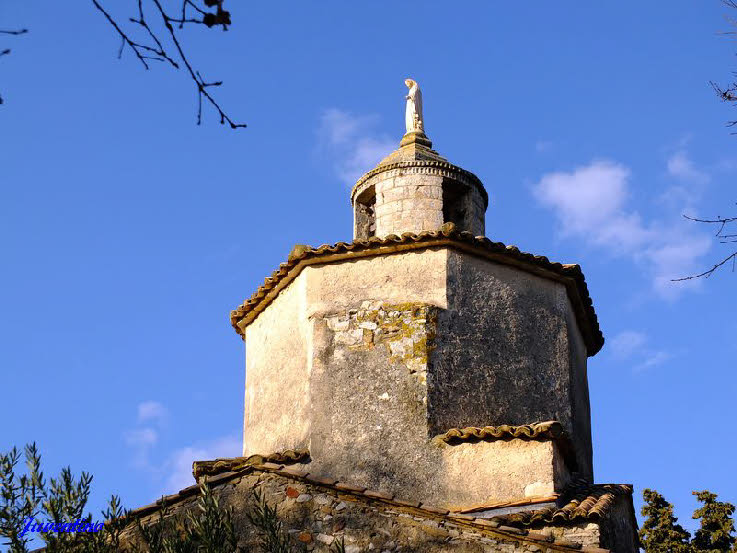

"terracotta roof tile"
[439, 421, 579, 472]
[473, 518, 501, 528]
[305, 474, 338, 486]
[393, 498, 422, 508]
[419, 503, 449, 515]
[363, 489, 395, 501]
[230, 224, 604, 355]
[456, 494, 559, 514]
[491, 483, 633, 528]
[278, 466, 309, 479]
[438, 421, 564, 443]
[192, 449, 309, 479]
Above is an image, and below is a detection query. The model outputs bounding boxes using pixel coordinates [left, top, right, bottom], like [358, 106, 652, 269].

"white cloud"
[634, 350, 673, 372]
[124, 402, 241, 498]
[659, 151, 710, 210]
[316, 108, 395, 186]
[162, 435, 241, 495]
[533, 159, 711, 297]
[608, 330, 673, 372]
[125, 427, 158, 447]
[533, 161, 648, 251]
[137, 401, 168, 426]
[609, 330, 647, 359]
[667, 151, 710, 186]
[124, 427, 158, 468]
[125, 402, 168, 468]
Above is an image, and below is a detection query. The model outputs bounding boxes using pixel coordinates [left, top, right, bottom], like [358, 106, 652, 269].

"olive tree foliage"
[1, 443, 346, 553]
[0, 443, 128, 553]
[1, 1, 245, 128]
[640, 488, 736, 553]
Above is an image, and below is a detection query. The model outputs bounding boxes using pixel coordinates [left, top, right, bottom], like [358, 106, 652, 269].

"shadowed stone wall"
[430, 251, 593, 479]
[123, 470, 609, 553]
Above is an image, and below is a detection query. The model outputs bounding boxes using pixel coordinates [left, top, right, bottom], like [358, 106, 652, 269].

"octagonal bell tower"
[231, 81, 604, 511]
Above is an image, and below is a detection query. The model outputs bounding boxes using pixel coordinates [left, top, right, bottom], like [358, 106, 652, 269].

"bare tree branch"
[678, 3, 737, 281]
[91, 0, 245, 128]
[715, 1, 737, 129]
[674, 209, 737, 281]
[672, 252, 737, 281]
[0, 28, 28, 105]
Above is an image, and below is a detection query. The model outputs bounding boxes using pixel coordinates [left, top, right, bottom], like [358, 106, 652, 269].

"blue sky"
[2, 0, 736, 539]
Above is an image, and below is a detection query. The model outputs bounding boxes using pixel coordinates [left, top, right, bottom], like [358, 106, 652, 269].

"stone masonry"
[122, 463, 621, 553]
[351, 137, 487, 240]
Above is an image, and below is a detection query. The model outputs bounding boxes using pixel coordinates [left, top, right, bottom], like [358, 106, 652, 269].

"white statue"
[405, 78, 424, 134]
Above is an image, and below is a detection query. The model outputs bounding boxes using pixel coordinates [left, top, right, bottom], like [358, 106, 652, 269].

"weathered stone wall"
[243, 247, 593, 506]
[307, 300, 569, 506]
[309, 301, 436, 501]
[244, 273, 309, 456]
[302, 249, 450, 316]
[430, 251, 593, 480]
[124, 470, 587, 553]
[563, 292, 593, 479]
[244, 249, 448, 457]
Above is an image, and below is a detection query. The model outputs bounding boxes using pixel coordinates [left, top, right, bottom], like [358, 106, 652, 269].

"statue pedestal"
[400, 131, 432, 148]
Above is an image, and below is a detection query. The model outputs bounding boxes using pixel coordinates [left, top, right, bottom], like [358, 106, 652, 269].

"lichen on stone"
[323, 301, 437, 376]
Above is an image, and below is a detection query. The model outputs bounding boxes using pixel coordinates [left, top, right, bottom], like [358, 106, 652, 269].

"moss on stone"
[323, 302, 437, 372]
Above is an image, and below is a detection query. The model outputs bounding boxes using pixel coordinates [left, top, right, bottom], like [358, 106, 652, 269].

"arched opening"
[442, 178, 470, 229]
[354, 185, 376, 240]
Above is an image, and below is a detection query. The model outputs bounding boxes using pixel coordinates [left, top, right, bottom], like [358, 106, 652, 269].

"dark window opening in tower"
[442, 178, 469, 230]
[355, 186, 376, 239]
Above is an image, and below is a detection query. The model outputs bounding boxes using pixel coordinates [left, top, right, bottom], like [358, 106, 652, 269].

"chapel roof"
[122, 450, 623, 553]
[230, 223, 604, 355]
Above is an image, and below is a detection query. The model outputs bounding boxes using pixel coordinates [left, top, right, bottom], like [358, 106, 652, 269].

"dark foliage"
[640, 489, 692, 553]
[640, 488, 737, 553]
[692, 490, 736, 553]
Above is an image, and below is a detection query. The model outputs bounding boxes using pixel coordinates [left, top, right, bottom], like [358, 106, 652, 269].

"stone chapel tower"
[226, 82, 637, 551]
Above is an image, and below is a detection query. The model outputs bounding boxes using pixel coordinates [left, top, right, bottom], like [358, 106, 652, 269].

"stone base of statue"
[400, 130, 432, 148]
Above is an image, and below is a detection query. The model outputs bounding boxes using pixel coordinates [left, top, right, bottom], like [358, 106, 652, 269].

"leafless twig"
[0, 28, 28, 104]
[91, 0, 245, 128]
[673, 209, 737, 280]
[715, 1, 737, 129]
